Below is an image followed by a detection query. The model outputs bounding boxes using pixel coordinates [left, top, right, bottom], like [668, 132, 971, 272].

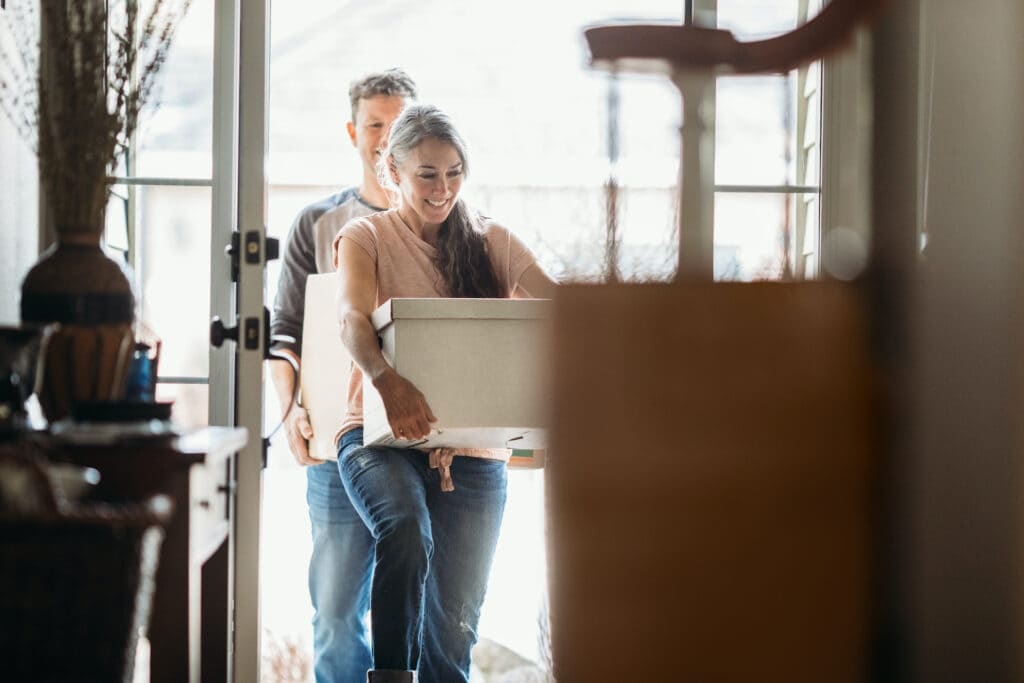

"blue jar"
[125, 343, 155, 402]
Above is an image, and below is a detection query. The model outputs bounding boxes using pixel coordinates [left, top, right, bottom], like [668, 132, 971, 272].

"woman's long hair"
[381, 104, 501, 298]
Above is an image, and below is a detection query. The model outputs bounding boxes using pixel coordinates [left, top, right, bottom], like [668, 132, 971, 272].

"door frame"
[210, 1, 269, 680]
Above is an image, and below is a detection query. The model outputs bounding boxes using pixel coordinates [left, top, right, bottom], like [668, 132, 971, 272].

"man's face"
[347, 94, 408, 176]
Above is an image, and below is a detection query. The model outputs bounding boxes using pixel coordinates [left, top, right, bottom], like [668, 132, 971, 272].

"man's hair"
[348, 68, 418, 122]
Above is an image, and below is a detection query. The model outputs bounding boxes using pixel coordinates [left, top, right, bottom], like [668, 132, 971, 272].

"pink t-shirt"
[331, 208, 538, 454]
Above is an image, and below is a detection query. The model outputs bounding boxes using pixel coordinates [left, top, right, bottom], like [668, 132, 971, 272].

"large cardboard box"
[547, 282, 875, 681]
[362, 298, 552, 450]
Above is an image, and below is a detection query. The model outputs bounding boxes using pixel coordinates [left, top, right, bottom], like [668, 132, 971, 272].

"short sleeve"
[333, 216, 378, 269]
[483, 221, 537, 293]
[506, 228, 537, 286]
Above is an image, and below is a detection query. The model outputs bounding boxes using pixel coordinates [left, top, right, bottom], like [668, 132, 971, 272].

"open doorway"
[260, 1, 823, 680]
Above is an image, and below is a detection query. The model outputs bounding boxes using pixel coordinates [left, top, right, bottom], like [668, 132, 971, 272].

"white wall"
[914, 0, 1024, 678]
[882, 1, 1024, 680]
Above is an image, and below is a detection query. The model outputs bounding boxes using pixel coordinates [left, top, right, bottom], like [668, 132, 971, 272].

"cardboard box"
[362, 298, 552, 450]
[299, 273, 350, 461]
[547, 282, 874, 681]
[508, 448, 547, 469]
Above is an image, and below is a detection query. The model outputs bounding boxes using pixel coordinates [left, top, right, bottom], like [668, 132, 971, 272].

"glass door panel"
[136, 185, 213, 378]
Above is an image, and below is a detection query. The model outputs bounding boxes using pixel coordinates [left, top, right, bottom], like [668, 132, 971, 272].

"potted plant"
[0, 0, 190, 420]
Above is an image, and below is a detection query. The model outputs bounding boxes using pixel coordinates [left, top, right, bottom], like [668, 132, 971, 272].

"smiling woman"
[329, 103, 556, 681]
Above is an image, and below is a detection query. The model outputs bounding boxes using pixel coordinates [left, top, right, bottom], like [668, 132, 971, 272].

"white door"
[209, 1, 270, 680]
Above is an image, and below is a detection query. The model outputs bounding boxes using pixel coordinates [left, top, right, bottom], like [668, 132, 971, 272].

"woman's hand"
[372, 367, 438, 441]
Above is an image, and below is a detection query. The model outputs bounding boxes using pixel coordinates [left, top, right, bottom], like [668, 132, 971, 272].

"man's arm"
[271, 209, 320, 358]
[270, 203, 327, 465]
[268, 351, 322, 465]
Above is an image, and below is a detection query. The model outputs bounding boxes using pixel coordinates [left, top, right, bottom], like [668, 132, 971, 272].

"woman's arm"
[336, 237, 437, 440]
[514, 262, 559, 299]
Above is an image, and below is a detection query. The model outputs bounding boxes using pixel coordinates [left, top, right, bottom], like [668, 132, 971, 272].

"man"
[269, 68, 417, 683]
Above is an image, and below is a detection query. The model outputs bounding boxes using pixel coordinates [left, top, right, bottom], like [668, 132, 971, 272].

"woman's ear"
[388, 158, 400, 185]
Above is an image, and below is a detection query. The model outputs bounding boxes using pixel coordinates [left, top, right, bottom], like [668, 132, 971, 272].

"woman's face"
[392, 137, 464, 232]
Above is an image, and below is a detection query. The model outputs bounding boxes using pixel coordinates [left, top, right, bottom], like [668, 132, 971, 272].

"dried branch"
[0, 0, 192, 239]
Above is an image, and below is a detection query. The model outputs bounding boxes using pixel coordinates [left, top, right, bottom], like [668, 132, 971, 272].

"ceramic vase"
[19, 235, 136, 422]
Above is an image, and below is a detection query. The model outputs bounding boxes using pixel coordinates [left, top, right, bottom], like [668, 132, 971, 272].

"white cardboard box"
[299, 273, 351, 461]
[362, 297, 552, 450]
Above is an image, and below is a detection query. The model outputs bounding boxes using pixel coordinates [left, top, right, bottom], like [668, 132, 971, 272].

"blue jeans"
[338, 428, 508, 683]
[306, 439, 374, 683]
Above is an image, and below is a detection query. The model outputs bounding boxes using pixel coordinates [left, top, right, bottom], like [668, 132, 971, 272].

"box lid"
[371, 298, 551, 330]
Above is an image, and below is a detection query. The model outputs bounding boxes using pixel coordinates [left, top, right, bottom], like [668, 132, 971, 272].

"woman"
[331, 104, 557, 683]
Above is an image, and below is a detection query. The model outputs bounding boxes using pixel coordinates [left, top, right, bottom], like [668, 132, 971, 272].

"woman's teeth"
[426, 199, 447, 207]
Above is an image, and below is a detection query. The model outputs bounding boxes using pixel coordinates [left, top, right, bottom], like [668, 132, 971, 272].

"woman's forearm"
[339, 308, 393, 382]
[339, 306, 436, 438]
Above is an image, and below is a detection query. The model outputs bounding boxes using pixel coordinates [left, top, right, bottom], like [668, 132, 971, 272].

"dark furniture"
[0, 458, 172, 683]
[3, 426, 247, 683]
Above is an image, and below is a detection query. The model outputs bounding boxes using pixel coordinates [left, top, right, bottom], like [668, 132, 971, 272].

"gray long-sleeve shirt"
[270, 187, 385, 357]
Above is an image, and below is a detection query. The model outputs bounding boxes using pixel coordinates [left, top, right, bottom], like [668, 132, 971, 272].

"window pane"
[612, 185, 679, 281]
[468, 183, 609, 282]
[134, 0, 214, 179]
[802, 195, 820, 278]
[267, 1, 685, 284]
[104, 184, 131, 254]
[716, 74, 795, 186]
[617, 76, 680, 190]
[714, 192, 815, 280]
[583, 0, 683, 22]
[135, 185, 212, 377]
[717, 0, 801, 38]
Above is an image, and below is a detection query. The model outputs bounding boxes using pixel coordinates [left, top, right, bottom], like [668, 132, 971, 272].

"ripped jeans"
[337, 428, 507, 683]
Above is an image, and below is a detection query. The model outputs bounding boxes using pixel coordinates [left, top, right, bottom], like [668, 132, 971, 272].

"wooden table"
[41, 426, 247, 683]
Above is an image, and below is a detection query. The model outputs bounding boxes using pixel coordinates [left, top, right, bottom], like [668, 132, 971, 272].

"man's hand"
[284, 402, 323, 466]
[269, 355, 323, 467]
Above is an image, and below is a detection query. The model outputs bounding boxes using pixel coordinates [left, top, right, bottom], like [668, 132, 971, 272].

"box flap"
[371, 298, 551, 330]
